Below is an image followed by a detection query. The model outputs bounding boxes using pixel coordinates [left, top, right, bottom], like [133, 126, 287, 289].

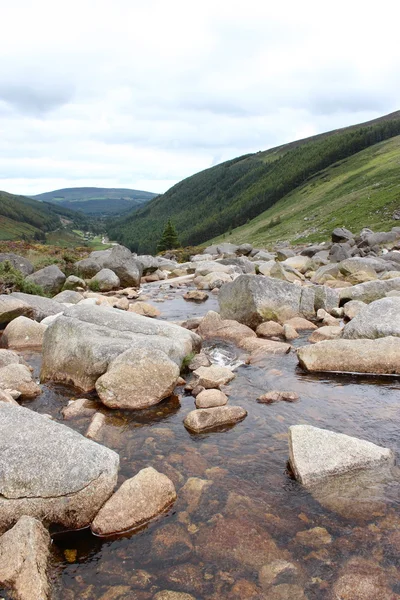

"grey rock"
[217, 257, 256, 273]
[10, 292, 66, 322]
[342, 297, 400, 339]
[74, 257, 101, 278]
[343, 300, 366, 320]
[41, 304, 199, 393]
[363, 231, 398, 247]
[332, 227, 354, 243]
[0, 295, 33, 325]
[53, 290, 83, 304]
[0, 403, 119, 533]
[90, 268, 120, 291]
[297, 336, 400, 375]
[382, 251, 400, 264]
[0, 253, 34, 276]
[237, 243, 253, 255]
[0, 515, 51, 600]
[25, 265, 66, 295]
[136, 254, 160, 273]
[339, 256, 389, 274]
[329, 242, 352, 262]
[62, 275, 87, 290]
[288, 424, 394, 486]
[0, 363, 41, 398]
[339, 277, 400, 303]
[219, 274, 320, 327]
[101, 245, 142, 287]
[0, 349, 25, 369]
[1, 316, 47, 349]
[91, 466, 176, 536]
[184, 406, 247, 432]
[252, 250, 276, 262]
[276, 248, 295, 261]
[216, 242, 239, 255]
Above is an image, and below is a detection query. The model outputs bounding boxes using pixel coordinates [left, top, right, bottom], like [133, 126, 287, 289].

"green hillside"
[0, 190, 89, 241]
[33, 187, 157, 216]
[106, 110, 400, 254]
[210, 135, 400, 247]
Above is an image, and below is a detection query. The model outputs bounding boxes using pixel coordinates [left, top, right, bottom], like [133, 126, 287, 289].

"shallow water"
[2, 288, 400, 599]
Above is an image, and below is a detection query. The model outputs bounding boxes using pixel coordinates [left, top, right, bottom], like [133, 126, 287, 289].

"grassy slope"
[210, 135, 400, 248]
[0, 190, 89, 242]
[107, 110, 400, 253]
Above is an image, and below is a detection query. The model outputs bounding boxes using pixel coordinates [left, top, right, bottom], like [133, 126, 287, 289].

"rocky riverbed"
[0, 229, 400, 599]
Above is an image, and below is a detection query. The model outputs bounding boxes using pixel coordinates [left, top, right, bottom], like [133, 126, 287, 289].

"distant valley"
[32, 187, 157, 216]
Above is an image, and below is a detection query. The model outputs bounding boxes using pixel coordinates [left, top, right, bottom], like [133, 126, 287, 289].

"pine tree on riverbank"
[157, 219, 180, 252]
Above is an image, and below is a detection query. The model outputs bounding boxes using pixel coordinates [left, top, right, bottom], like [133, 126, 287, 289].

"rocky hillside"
[107, 110, 400, 254]
[32, 187, 157, 216]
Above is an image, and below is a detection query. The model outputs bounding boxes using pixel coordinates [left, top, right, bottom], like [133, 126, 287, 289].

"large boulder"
[100, 245, 142, 287]
[217, 257, 256, 274]
[342, 297, 400, 339]
[25, 265, 66, 295]
[95, 347, 180, 409]
[297, 337, 400, 375]
[91, 467, 176, 536]
[0, 253, 34, 276]
[9, 292, 66, 322]
[218, 275, 319, 327]
[62, 275, 86, 291]
[0, 515, 51, 600]
[339, 277, 400, 303]
[0, 316, 47, 349]
[90, 268, 120, 291]
[0, 295, 33, 325]
[0, 404, 119, 533]
[41, 305, 199, 406]
[288, 425, 394, 486]
[75, 245, 142, 287]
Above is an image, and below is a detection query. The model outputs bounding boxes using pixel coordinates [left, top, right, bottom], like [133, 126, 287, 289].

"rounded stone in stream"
[0, 403, 119, 533]
[184, 406, 247, 433]
[91, 466, 176, 536]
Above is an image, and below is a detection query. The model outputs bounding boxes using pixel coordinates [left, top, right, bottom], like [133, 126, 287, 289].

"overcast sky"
[1, 0, 399, 196]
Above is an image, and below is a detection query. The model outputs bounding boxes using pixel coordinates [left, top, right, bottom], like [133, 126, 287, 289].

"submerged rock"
[153, 592, 196, 600]
[288, 424, 394, 486]
[332, 557, 397, 600]
[184, 406, 247, 432]
[0, 404, 119, 533]
[0, 515, 51, 600]
[257, 391, 299, 404]
[195, 515, 288, 571]
[297, 336, 400, 374]
[91, 467, 176, 536]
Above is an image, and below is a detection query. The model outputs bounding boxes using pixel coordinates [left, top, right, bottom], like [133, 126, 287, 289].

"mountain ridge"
[106, 110, 400, 253]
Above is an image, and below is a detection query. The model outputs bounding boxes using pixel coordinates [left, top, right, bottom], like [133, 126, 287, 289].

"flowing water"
[1, 285, 400, 599]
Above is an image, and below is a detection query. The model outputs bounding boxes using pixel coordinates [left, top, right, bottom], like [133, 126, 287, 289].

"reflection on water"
[2, 290, 400, 599]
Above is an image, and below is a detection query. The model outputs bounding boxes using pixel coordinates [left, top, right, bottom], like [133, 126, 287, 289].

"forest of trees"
[107, 117, 400, 253]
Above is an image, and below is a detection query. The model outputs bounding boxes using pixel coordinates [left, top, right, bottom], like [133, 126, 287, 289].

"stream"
[2, 282, 400, 599]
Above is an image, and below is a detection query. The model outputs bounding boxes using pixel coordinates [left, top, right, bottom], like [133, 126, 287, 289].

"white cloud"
[0, 0, 399, 196]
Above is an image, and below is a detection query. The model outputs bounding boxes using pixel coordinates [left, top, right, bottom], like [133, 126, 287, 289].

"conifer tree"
[157, 219, 180, 252]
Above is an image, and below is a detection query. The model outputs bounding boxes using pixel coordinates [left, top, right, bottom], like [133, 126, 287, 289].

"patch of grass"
[209, 135, 400, 248]
[0, 261, 46, 296]
[181, 352, 196, 372]
[88, 279, 100, 292]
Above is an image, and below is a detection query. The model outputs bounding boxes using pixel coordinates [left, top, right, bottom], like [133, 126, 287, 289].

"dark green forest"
[107, 112, 400, 253]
